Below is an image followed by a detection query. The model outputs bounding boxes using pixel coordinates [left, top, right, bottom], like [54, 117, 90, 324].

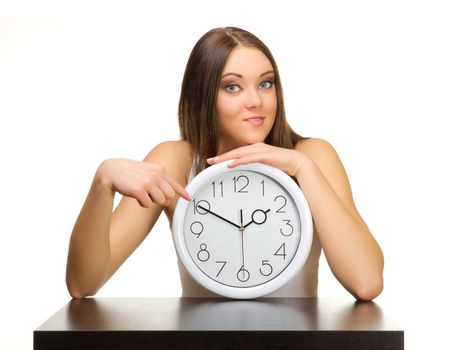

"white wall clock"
[172, 160, 313, 299]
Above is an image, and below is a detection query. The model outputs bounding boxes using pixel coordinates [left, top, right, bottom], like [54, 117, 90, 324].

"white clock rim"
[172, 160, 313, 299]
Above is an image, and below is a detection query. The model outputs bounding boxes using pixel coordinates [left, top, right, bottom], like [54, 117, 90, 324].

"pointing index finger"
[170, 179, 192, 201]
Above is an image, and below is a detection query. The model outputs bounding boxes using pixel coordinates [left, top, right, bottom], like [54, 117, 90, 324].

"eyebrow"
[221, 70, 275, 79]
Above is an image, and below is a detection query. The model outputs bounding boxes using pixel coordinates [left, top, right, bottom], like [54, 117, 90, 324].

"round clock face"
[172, 161, 312, 299]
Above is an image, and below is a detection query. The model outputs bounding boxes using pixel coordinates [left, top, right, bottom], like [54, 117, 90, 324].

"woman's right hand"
[96, 158, 191, 208]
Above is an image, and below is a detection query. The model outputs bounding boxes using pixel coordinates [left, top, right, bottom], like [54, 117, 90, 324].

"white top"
[174, 163, 321, 298]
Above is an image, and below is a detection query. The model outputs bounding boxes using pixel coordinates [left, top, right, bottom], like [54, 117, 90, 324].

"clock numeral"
[193, 199, 210, 215]
[274, 243, 287, 260]
[190, 221, 204, 238]
[215, 261, 227, 277]
[261, 180, 265, 196]
[237, 265, 250, 282]
[211, 181, 224, 198]
[280, 219, 294, 237]
[259, 260, 273, 277]
[197, 243, 210, 262]
[274, 195, 287, 213]
[233, 175, 249, 193]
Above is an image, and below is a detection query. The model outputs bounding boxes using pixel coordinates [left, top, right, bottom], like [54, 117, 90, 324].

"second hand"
[240, 209, 245, 279]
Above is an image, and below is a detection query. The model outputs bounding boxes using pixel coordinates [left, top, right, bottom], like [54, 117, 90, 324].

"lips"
[244, 116, 265, 126]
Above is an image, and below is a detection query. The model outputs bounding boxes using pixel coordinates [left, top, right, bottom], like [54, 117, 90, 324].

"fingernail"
[184, 191, 192, 200]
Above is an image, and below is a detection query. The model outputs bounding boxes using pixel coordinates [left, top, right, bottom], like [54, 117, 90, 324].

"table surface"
[35, 297, 404, 350]
[36, 297, 400, 331]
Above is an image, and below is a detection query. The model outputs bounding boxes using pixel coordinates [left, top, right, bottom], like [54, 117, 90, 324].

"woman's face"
[216, 45, 277, 153]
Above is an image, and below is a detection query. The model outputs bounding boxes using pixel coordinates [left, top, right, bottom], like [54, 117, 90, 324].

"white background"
[1, 1, 451, 349]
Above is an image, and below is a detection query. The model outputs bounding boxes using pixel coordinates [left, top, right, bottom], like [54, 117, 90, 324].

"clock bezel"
[172, 160, 313, 299]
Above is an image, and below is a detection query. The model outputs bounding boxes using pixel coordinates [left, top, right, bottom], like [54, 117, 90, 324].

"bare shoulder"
[295, 137, 356, 207]
[295, 137, 343, 170]
[145, 139, 193, 158]
[144, 140, 194, 184]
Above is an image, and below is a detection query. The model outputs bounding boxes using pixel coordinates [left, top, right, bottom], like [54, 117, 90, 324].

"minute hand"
[198, 205, 241, 229]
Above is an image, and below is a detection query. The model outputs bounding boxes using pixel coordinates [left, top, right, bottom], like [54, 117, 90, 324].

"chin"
[246, 136, 267, 145]
[224, 133, 268, 150]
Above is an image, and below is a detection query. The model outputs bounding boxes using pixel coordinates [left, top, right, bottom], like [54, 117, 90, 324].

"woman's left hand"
[207, 142, 310, 177]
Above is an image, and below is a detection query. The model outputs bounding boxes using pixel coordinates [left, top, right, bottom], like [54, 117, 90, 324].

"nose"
[244, 87, 263, 109]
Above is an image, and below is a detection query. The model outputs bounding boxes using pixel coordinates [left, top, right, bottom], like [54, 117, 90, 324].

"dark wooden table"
[34, 297, 403, 350]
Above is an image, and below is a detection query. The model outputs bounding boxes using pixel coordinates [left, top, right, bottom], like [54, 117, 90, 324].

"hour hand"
[244, 209, 271, 229]
[197, 205, 241, 229]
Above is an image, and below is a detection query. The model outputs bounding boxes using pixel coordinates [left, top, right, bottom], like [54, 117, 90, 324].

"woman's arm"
[66, 141, 192, 298]
[207, 139, 384, 301]
[65, 170, 115, 299]
[294, 139, 384, 301]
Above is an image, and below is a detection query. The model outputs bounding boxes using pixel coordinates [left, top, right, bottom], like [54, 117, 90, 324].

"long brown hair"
[178, 27, 305, 175]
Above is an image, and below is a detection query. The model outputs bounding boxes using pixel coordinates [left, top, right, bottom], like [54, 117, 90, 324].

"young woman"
[66, 27, 384, 301]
